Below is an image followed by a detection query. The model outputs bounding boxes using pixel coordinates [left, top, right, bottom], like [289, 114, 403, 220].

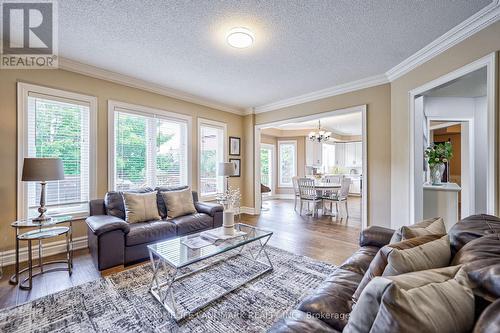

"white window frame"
[260, 143, 275, 195]
[108, 100, 192, 191]
[278, 140, 297, 188]
[197, 118, 227, 200]
[17, 82, 98, 220]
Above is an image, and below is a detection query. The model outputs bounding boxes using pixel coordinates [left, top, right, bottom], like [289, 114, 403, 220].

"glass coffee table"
[147, 223, 273, 321]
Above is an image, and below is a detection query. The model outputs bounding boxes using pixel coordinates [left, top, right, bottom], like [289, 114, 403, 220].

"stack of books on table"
[181, 227, 246, 249]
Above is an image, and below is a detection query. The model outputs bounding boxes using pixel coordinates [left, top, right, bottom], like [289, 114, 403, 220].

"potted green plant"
[424, 142, 453, 185]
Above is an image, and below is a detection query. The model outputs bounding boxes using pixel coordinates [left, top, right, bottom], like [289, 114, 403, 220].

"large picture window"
[278, 140, 297, 187]
[18, 83, 97, 219]
[109, 101, 190, 191]
[198, 119, 226, 198]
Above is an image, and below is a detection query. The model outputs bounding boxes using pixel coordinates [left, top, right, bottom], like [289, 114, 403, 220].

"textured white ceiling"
[58, 0, 491, 109]
[276, 112, 362, 136]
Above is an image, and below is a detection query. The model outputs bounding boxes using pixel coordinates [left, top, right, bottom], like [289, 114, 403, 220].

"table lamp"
[22, 157, 65, 221]
[218, 162, 236, 192]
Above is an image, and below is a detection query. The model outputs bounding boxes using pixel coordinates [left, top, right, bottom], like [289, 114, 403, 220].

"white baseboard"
[240, 207, 257, 215]
[1, 236, 88, 267]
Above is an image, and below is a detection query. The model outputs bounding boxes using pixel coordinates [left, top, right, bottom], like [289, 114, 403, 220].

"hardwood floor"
[0, 198, 360, 310]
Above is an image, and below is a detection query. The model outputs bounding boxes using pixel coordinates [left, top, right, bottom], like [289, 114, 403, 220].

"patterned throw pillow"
[345, 266, 474, 333]
[161, 188, 197, 219]
[390, 217, 446, 243]
[122, 192, 161, 223]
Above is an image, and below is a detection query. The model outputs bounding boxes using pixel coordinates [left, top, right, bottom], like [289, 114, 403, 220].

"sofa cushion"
[473, 298, 500, 333]
[171, 213, 212, 235]
[345, 266, 475, 333]
[449, 214, 500, 255]
[104, 187, 154, 219]
[125, 220, 177, 246]
[390, 217, 445, 243]
[297, 268, 362, 332]
[155, 185, 189, 219]
[161, 188, 197, 219]
[267, 309, 340, 333]
[338, 246, 379, 276]
[451, 233, 500, 300]
[352, 234, 444, 303]
[122, 192, 161, 223]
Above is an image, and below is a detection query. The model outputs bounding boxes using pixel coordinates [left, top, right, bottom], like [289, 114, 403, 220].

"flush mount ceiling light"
[226, 27, 254, 48]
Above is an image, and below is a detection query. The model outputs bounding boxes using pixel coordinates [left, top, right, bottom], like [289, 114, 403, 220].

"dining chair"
[292, 176, 300, 211]
[323, 175, 342, 184]
[297, 178, 322, 217]
[323, 177, 352, 217]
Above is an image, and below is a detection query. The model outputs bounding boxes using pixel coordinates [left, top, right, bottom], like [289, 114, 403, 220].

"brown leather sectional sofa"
[85, 186, 223, 270]
[268, 214, 500, 333]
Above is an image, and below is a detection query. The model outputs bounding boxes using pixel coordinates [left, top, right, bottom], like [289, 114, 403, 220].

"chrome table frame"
[9, 217, 73, 290]
[148, 229, 273, 321]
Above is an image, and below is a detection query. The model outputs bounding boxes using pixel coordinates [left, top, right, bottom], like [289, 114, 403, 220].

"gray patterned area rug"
[0, 246, 336, 333]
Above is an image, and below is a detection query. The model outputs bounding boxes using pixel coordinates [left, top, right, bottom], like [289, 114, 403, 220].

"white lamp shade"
[22, 158, 65, 181]
[218, 162, 236, 176]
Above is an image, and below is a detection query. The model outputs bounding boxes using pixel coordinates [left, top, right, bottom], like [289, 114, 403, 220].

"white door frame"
[408, 52, 497, 225]
[254, 105, 368, 230]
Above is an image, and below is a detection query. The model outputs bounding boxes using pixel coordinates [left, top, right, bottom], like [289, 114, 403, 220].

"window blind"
[199, 124, 224, 196]
[113, 109, 188, 190]
[279, 142, 296, 187]
[26, 94, 91, 216]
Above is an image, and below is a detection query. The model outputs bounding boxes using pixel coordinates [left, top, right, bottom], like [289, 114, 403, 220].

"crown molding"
[58, 57, 245, 115]
[386, 0, 500, 81]
[253, 74, 388, 114]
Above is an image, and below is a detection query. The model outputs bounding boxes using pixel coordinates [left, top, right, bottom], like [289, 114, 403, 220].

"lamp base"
[32, 214, 52, 222]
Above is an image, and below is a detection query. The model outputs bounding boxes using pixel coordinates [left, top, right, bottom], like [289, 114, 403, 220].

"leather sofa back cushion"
[344, 266, 475, 333]
[449, 214, 500, 255]
[390, 217, 445, 243]
[122, 192, 161, 223]
[155, 185, 189, 219]
[451, 233, 500, 300]
[104, 187, 154, 219]
[352, 234, 448, 303]
[161, 188, 197, 219]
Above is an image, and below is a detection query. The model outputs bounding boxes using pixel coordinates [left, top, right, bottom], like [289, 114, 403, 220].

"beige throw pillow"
[122, 192, 161, 223]
[352, 234, 447, 303]
[390, 217, 446, 243]
[161, 188, 197, 219]
[345, 266, 474, 333]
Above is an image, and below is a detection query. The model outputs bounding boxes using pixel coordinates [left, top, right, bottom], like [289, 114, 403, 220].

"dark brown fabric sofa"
[268, 214, 500, 333]
[86, 186, 223, 270]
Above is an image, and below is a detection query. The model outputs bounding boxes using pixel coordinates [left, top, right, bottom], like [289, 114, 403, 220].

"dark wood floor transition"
[0, 198, 360, 310]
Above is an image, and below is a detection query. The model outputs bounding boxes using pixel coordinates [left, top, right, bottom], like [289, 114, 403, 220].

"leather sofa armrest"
[86, 215, 130, 236]
[359, 226, 395, 248]
[195, 201, 224, 217]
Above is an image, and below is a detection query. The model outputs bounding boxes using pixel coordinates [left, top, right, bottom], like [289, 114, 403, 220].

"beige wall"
[254, 84, 392, 227]
[390, 21, 500, 228]
[0, 69, 244, 252]
[241, 114, 255, 208]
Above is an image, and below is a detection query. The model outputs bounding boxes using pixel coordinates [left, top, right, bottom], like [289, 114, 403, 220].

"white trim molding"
[1, 236, 88, 267]
[59, 58, 245, 115]
[386, 1, 500, 81]
[240, 207, 257, 215]
[407, 52, 497, 226]
[253, 74, 388, 113]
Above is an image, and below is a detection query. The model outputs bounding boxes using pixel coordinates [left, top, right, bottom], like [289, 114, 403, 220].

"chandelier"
[308, 120, 331, 143]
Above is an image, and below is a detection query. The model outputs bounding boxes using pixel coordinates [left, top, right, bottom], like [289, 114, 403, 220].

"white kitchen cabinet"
[344, 142, 362, 167]
[334, 143, 345, 166]
[349, 177, 361, 195]
[306, 140, 322, 166]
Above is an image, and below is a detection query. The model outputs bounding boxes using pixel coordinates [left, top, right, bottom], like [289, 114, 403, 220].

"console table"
[9, 216, 73, 290]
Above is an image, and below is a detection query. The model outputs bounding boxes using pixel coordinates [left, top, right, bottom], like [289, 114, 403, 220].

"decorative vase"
[430, 163, 445, 185]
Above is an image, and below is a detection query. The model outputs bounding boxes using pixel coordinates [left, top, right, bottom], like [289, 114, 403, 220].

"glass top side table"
[9, 216, 73, 290]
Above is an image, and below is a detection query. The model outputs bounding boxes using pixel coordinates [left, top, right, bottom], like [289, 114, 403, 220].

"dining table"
[301, 181, 342, 217]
